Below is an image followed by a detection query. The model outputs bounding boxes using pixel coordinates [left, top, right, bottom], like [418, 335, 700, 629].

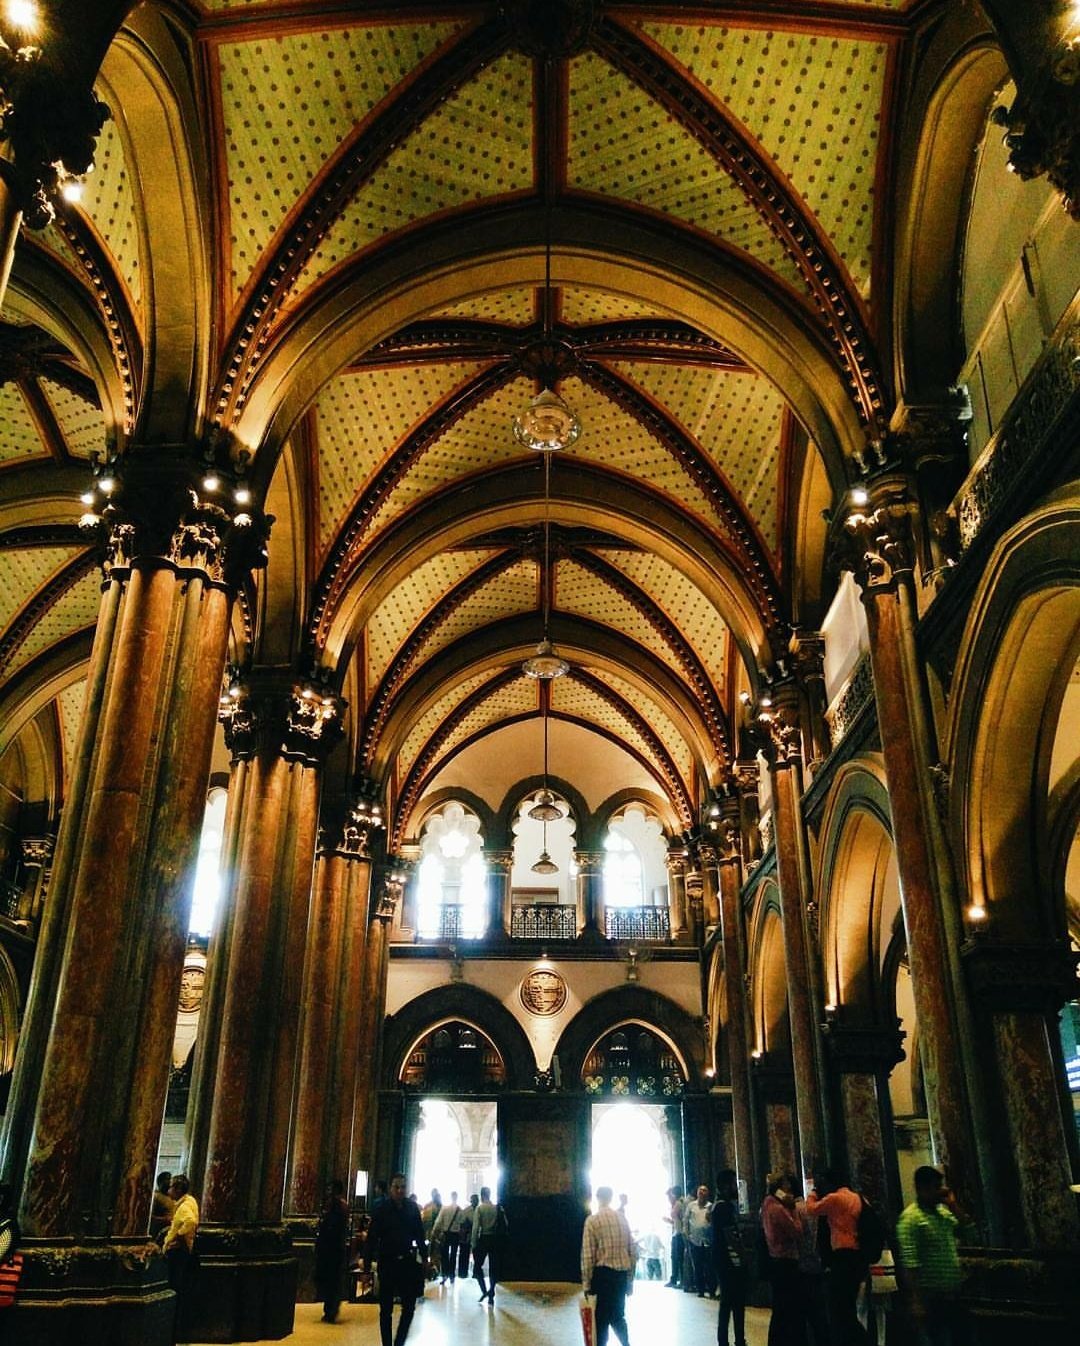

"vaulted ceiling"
[0, 0, 961, 843]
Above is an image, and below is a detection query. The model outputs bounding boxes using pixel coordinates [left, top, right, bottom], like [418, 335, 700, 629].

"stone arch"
[750, 891, 789, 1059]
[592, 788, 679, 840]
[407, 789, 498, 849]
[382, 984, 537, 1092]
[553, 985, 705, 1092]
[494, 776, 594, 852]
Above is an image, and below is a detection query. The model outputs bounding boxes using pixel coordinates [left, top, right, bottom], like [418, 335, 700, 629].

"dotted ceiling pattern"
[21, 220, 82, 276]
[554, 559, 683, 672]
[80, 112, 142, 310]
[217, 21, 463, 296]
[559, 287, 670, 325]
[42, 380, 105, 460]
[0, 549, 82, 640]
[314, 360, 488, 552]
[0, 384, 48, 465]
[289, 51, 535, 302]
[566, 52, 804, 291]
[427, 289, 537, 326]
[596, 549, 730, 697]
[609, 362, 785, 550]
[409, 558, 538, 671]
[550, 676, 669, 787]
[590, 666, 696, 786]
[365, 548, 494, 697]
[418, 676, 539, 781]
[364, 375, 535, 540]
[56, 679, 86, 784]
[641, 23, 888, 299]
[396, 668, 499, 780]
[4, 571, 100, 676]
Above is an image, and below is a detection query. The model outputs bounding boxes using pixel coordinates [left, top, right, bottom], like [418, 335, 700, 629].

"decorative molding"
[834, 471, 918, 594]
[991, 78, 1080, 219]
[961, 938, 1079, 1014]
[823, 1021, 906, 1074]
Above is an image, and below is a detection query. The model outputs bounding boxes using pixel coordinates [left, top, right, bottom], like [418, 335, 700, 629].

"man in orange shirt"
[806, 1169, 869, 1345]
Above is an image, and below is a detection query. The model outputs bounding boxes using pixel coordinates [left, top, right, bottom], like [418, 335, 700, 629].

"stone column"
[823, 1019, 905, 1217]
[194, 673, 342, 1343]
[665, 843, 688, 939]
[696, 842, 721, 931]
[4, 462, 264, 1341]
[487, 848, 513, 941]
[760, 685, 830, 1186]
[734, 762, 762, 866]
[684, 863, 705, 946]
[838, 471, 989, 1225]
[575, 848, 605, 940]
[350, 873, 401, 1182]
[715, 798, 758, 1204]
[790, 631, 830, 772]
[16, 833, 54, 924]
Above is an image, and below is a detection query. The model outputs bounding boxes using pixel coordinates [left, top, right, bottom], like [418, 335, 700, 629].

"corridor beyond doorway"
[589, 1101, 675, 1279]
[410, 1098, 499, 1202]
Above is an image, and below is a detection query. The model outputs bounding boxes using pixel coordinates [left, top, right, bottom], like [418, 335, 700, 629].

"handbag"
[579, 1293, 596, 1346]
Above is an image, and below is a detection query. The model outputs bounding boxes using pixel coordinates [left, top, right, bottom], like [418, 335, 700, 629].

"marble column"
[487, 848, 513, 941]
[839, 472, 988, 1224]
[193, 673, 342, 1343]
[696, 842, 721, 931]
[665, 844, 688, 939]
[16, 833, 54, 924]
[734, 761, 762, 866]
[684, 865, 705, 947]
[575, 848, 605, 940]
[4, 466, 264, 1343]
[824, 1019, 905, 1217]
[349, 874, 401, 1182]
[760, 685, 830, 1186]
[790, 631, 830, 772]
[715, 799, 757, 1204]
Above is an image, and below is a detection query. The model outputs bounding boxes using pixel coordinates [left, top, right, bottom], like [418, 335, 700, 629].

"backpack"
[857, 1196, 885, 1264]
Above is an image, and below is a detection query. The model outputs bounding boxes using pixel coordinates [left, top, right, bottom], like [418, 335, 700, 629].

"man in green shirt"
[895, 1166, 973, 1344]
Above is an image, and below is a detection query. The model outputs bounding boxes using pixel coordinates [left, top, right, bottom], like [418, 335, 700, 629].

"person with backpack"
[806, 1168, 883, 1345]
[712, 1170, 748, 1346]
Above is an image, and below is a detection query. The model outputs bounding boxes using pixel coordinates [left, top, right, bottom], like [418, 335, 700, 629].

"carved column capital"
[823, 1020, 907, 1075]
[833, 470, 919, 595]
[962, 938, 1079, 1013]
[755, 682, 803, 770]
[486, 848, 514, 874]
[218, 671, 345, 766]
[991, 72, 1080, 219]
[789, 631, 826, 686]
[573, 848, 605, 876]
[376, 858, 412, 922]
[20, 834, 55, 867]
[664, 845, 687, 877]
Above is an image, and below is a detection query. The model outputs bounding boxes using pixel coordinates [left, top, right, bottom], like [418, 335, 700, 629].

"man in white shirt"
[685, 1184, 715, 1297]
[582, 1186, 636, 1346]
[431, 1190, 461, 1283]
[470, 1186, 501, 1303]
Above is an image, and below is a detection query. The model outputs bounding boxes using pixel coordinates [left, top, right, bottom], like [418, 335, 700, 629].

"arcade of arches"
[0, 0, 1076, 1342]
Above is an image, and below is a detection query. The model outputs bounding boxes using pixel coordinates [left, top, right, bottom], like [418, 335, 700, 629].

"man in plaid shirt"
[582, 1186, 637, 1346]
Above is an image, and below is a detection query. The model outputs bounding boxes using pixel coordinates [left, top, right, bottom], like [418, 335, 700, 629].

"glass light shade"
[531, 850, 559, 876]
[522, 638, 570, 680]
[512, 388, 582, 452]
[528, 790, 564, 822]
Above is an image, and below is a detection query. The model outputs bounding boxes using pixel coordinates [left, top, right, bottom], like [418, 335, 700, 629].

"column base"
[185, 1224, 298, 1342]
[963, 1249, 1080, 1346]
[285, 1216, 317, 1302]
[10, 1240, 174, 1346]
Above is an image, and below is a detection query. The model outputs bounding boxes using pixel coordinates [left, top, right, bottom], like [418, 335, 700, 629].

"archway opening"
[589, 1102, 674, 1280]
[410, 1098, 499, 1207]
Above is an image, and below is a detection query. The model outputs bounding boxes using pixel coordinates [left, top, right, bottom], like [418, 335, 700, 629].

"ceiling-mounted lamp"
[531, 844, 559, 876]
[521, 452, 570, 680]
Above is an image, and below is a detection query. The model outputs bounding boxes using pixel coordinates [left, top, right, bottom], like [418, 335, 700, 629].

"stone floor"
[191, 1281, 771, 1344]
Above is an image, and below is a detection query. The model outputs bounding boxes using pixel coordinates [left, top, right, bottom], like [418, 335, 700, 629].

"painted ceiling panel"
[80, 112, 142, 309]
[291, 52, 535, 300]
[397, 668, 498, 778]
[0, 384, 48, 464]
[42, 380, 105, 460]
[57, 679, 86, 784]
[364, 375, 534, 539]
[558, 375, 719, 525]
[410, 558, 538, 670]
[365, 548, 494, 697]
[566, 52, 803, 291]
[551, 676, 665, 783]
[610, 362, 784, 550]
[5, 571, 100, 675]
[560, 287, 670, 325]
[426, 676, 538, 774]
[218, 21, 463, 294]
[596, 549, 730, 697]
[315, 360, 489, 551]
[22, 221, 82, 276]
[554, 559, 682, 671]
[427, 289, 537, 325]
[0, 549, 82, 638]
[641, 23, 888, 298]
[590, 666, 695, 786]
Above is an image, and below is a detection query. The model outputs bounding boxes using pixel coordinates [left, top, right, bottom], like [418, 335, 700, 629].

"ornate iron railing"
[605, 906, 670, 941]
[0, 880, 21, 921]
[511, 904, 577, 941]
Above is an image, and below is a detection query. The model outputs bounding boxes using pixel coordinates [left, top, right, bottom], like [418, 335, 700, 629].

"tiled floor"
[193, 1281, 771, 1344]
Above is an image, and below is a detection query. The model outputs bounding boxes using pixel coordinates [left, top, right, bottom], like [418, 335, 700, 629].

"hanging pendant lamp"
[522, 453, 569, 680]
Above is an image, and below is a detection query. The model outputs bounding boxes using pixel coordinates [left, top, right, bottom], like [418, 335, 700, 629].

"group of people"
[150, 1171, 201, 1344]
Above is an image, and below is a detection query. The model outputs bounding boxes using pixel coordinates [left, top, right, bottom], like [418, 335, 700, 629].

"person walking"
[686, 1184, 716, 1297]
[365, 1173, 427, 1346]
[162, 1174, 199, 1345]
[712, 1170, 747, 1346]
[314, 1180, 350, 1324]
[807, 1169, 870, 1345]
[471, 1186, 500, 1303]
[431, 1191, 461, 1283]
[664, 1186, 686, 1288]
[761, 1173, 806, 1346]
[896, 1166, 973, 1346]
[582, 1185, 636, 1346]
[457, 1195, 478, 1279]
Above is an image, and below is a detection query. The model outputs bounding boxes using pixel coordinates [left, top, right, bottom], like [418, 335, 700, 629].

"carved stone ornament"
[834, 474, 918, 594]
[20, 835, 55, 866]
[178, 963, 206, 1014]
[218, 674, 344, 765]
[823, 1022, 906, 1075]
[992, 78, 1080, 220]
[519, 967, 568, 1017]
[962, 939, 1080, 1014]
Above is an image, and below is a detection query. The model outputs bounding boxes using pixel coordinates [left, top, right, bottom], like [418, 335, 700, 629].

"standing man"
[432, 1190, 461, 1283]
[365, 1173, 427, 1346]
[712, 1170, 747, 1346]
[314, 1179, 350, 1324]
[664, 1186, 685, 1288]
[761, 1173, 806, 1346]
[471, 1185, 500, 1303]
[582, 1185, 636, 1346]
[686, 1184, 716, 1298]
[896, 1166, 973, 1346]
[162, 1174, 199, 1345]
[457, 1194, 478, 1280]
[806, 1168, 869, 1345]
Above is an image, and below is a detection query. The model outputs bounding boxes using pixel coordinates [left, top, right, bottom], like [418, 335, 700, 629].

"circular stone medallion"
[520, 967, 568, 1017]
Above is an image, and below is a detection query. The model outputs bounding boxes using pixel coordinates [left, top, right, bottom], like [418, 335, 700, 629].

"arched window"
[603, 830, 644, 909]
[189, 787, 228, 938]
[582, 1024, 686, 1098]
[416, 802, 487, 940]
[603, 805, 666, 909]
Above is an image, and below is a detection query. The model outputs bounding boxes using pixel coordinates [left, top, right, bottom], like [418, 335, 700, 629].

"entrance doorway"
[590, 1102, 676, 1280]
[410, 1098, 499, 1201]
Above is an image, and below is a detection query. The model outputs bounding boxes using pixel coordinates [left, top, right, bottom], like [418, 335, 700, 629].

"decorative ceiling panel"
[551, 675, 664, 779]
[610, 363, 784, 550]
[558, 375, 718, 525]
[641, 23, 888, 298]
[560, 287, 669, 325]
[397, 668, 497, 778]
[427, 676, 538, 772]
[291, 52, 535, 301]
[428, 289, 537, 325]
[590, 667, 695, 786]
[566, 52, 803, 290]
[42, 379, 105, 460]
[5, 571, 100, 675]
[554, 559, 682, 670]
[0, 384, 48, 464]
[364, 375, 534, 539]
[57, 679, 86, 783]
[410, 558, 538, 670]
[595, 549, 730, 697]
[80, 112, 142, 309]
[22, 221, 82, 275]
[218, 21, 463, 295]
[315, 360, 489, 551]
[0, 549, 82, 637]
[365, 548, 493, 696]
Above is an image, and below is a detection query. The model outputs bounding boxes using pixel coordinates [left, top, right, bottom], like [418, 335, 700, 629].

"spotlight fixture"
[850, 486, 869, 507]
[5, 0, 39, 34]
[202, 473, 220, 492]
